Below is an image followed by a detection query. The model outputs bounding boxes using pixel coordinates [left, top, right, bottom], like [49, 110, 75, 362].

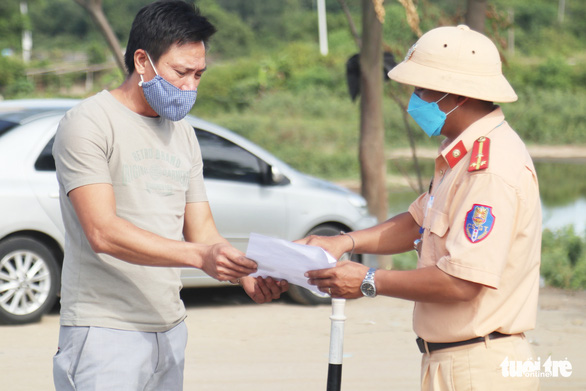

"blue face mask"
[407, 92, 460, 137]
[139, 52, 197, 122]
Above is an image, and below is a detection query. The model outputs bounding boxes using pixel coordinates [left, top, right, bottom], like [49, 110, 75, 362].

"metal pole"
[326, 298, 346, 391]
[317, 0, 329, 55]
[20, 1, 32, 64]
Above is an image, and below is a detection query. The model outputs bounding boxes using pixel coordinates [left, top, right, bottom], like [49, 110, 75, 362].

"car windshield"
[0, 119, 18, 137]
[0, 107, 68, 138]
[0, 108, 47, 122]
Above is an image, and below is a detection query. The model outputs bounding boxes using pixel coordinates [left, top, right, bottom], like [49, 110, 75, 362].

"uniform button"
[452, 149, 461, 158]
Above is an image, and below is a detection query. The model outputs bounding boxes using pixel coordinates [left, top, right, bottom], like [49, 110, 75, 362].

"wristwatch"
[360, 268, 377, 297]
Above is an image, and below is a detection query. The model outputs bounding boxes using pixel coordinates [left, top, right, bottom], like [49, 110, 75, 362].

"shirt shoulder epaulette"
[445, 140, 467, 168]
[468, 136, 490, 172]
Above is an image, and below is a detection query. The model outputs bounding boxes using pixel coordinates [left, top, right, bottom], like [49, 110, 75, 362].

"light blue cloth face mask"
[139, 52, 197, 121]
[407, 92, 460, 137]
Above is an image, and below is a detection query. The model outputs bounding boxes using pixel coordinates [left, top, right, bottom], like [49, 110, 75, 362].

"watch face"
[361, 282, 376, 297]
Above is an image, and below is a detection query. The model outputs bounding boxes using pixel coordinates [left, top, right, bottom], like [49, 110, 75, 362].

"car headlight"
[347, 193, 368, 212]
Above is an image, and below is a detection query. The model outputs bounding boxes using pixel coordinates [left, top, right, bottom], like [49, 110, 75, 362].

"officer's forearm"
[374, 265, 483, 303]
[351, 212, 420, 255]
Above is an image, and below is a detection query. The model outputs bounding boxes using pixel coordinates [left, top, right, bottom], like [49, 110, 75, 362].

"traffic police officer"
[303, 25, 541, 390]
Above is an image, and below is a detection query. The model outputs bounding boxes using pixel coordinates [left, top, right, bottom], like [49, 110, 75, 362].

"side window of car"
[35, 136, 56, 172]
[195, 128, 264, 184]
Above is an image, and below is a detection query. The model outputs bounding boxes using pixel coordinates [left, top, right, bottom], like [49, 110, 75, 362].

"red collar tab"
[468, 136, 491, 172]
[445, 140, 467, 168]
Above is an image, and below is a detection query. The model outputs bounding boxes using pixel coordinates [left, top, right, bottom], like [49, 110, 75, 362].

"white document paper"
[246, 233, 337, 295]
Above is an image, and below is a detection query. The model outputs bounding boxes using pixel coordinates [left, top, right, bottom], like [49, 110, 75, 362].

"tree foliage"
[1, 0, 585, 177]
[0, 1, 26, 50]
[0, 0, 583, 59]
[541, 227, 586, 289]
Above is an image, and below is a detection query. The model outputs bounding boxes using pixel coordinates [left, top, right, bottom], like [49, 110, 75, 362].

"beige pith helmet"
[388, 25, 517, 103]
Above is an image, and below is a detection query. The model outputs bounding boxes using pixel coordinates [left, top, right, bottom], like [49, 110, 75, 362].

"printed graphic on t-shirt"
[123, 147, 190, 196]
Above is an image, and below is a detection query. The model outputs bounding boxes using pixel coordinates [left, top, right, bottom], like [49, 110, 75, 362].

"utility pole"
[317, 0, 329, 56]
[20, 1, 32, 63]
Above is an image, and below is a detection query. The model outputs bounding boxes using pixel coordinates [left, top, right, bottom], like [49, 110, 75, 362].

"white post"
[20, 1, 32, 63]
[317, 0, 329, 56]
[326, 298, 346, 390]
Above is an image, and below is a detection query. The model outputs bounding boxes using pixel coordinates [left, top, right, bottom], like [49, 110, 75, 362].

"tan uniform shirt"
[408, 107, 541, 342]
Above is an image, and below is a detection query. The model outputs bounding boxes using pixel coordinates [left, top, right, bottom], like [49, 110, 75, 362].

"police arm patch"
[464, 204, 495, 243]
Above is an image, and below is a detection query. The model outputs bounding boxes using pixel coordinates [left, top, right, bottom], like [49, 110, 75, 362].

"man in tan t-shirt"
[302, 25, 541, 390]
[52, 2, 287, 390]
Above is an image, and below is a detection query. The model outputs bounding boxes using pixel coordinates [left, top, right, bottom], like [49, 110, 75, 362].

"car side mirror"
[267, 165, 290, 186]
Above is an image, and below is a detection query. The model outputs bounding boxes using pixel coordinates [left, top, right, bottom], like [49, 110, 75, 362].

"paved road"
[1, 286, 584, 390]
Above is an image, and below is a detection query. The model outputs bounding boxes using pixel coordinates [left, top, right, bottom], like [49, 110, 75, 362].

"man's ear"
[134, 49, 148, 76]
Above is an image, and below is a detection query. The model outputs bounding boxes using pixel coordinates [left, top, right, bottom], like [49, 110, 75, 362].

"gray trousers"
[53, 322, 188, 391]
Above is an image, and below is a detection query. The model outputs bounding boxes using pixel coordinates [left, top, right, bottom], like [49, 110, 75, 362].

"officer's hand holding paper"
[246, 233, 337, 295]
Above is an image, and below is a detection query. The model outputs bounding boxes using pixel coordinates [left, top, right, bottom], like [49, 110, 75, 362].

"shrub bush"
[541, 227, 586, 289]
[503, 88, 586, 144]
[0, 56, 28, 97]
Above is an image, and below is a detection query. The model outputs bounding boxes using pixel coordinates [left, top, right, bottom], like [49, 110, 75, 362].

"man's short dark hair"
[124, 0, 217, 75]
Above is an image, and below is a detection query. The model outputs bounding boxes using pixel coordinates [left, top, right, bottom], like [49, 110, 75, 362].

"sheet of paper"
[246, 233, 337, 296]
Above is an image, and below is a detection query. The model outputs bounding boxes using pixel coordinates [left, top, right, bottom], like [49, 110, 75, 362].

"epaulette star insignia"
[468, 136, 490, 172]
[446, 140, 466, 168]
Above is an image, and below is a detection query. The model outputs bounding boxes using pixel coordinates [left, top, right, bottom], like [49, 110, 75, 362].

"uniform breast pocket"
[425, 208, 449, 251]
[423, 208, 450, 258]
[427, 208, 449, 238]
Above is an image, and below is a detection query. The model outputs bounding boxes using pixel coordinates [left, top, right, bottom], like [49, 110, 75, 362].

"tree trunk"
[465, 0, 488, 33]
[74, 0, 127, 76]
[359, 0, 387, 222]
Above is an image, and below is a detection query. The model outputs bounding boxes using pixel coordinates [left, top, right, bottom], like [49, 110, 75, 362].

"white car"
[0, 99, 377, 324]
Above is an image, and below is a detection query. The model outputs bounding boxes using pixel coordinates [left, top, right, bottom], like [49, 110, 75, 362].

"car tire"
[0, 237, 61, 324]
[286, 224, 360, 306]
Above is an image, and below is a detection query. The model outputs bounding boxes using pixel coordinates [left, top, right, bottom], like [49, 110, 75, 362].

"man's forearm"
[86, 213, 207, 268]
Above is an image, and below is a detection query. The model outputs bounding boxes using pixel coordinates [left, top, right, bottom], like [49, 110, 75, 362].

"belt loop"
[484, 334, 491, 349]
[424, 340, 430, 354]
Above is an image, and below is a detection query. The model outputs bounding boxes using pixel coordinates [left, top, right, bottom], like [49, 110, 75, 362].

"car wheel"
[286, 224, 360, 306]
[0, 237, 61, 324]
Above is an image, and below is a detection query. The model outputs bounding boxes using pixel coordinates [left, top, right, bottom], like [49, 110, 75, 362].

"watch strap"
[361, 267, 377, 297]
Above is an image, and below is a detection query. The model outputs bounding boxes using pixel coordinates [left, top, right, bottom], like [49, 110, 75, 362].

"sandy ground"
[0, 286, 584, 391]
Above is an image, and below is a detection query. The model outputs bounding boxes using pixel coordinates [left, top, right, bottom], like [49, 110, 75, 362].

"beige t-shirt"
[409, 107, 542, 342]
[53, 90, 208, 332]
